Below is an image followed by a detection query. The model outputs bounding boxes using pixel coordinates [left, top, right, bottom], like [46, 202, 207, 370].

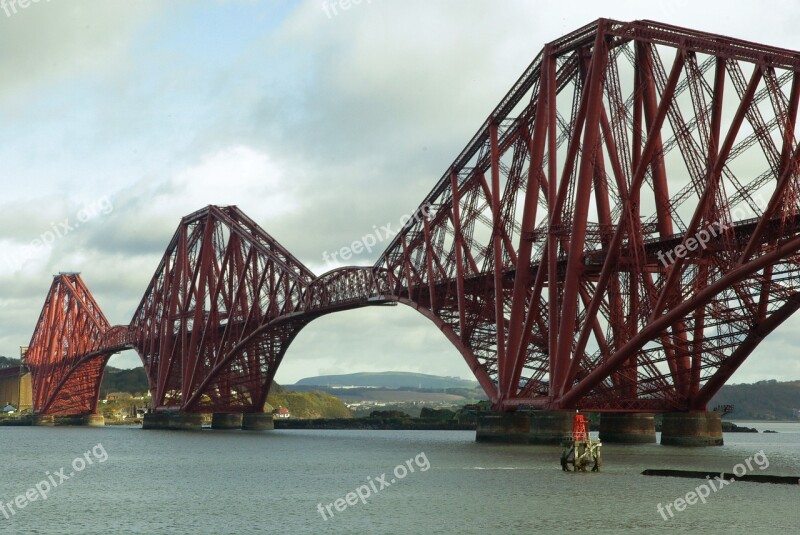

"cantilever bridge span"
[25, 19, 800, 419]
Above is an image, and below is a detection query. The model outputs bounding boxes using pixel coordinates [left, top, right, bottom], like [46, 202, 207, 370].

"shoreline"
[274, 418, 476, 430]
[3, 415, 795, 430]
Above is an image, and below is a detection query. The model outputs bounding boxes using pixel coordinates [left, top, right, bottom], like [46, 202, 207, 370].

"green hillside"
[0, 356, 21, 367]
[710, 379, 800, 420]
[100, 367, 150, 396]
[267, 390, 352, 419]
[295, 371, 477, 389]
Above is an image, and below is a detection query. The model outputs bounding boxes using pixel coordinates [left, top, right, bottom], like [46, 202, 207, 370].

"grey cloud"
[0, 1, 169, 106]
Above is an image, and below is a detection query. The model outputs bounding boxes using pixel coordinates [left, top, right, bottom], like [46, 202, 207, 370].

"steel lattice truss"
[26, 207, 392, 414]
[24, 275, 128, 415]
[25, 19, 800, 415]
[377, 19, 800, 411]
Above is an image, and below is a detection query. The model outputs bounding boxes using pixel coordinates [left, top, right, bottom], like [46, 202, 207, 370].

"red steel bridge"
[24, 19, 800, 417]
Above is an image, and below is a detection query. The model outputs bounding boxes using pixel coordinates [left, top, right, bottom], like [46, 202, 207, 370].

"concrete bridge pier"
[31, 414, 55, 426]
[661, 412, 723, 446]
[83, 414, 106, 427]
[241, 412, 274, 431]
[475, 412, 531, 443]
[54, 414, 105, 427]
[599, 413, 656, 443]
[211, 413, 242, 430]
[475, 411, 573, 444]
[142, 411, 202, 431]
[529, 411, 573, 444]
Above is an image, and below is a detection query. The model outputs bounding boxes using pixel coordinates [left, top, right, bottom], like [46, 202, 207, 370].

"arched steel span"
[25, 18, 800, 415]
[25, 207, 400, 415]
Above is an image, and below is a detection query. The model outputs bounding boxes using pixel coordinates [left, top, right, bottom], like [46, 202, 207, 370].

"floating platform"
[642, 469, 799, 485]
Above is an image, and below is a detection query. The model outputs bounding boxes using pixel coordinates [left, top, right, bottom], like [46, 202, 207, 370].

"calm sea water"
[0, 422, 798, 534]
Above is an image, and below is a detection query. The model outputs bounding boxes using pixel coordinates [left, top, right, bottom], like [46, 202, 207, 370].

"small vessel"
[560, 411, 602, 472]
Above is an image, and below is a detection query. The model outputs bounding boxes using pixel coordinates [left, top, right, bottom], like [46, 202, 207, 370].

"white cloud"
[153, 145, 300, 220]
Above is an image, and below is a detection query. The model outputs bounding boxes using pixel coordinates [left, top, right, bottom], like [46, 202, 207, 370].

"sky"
[2, 0, 800, 385]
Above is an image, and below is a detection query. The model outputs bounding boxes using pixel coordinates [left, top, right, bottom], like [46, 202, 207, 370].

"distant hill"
[313, 387, 474, 403]
[100, 367, 149, 396]
[710, 379, 800, 420]
[295, 372, 478, 389]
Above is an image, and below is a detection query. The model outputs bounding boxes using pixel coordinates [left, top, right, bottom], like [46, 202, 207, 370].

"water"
[1, 424, 798, 534]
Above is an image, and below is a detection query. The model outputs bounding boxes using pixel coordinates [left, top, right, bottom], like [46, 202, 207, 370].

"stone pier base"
[529, 411, 573, 444]
[661, 412, 723, 446]
[142, 412, 203, 431]
[31, 414, 55, 426]
[55, 414, 105, 427]
[211, 413, 243, 430]
[475, 411, 573, 444]
[475, 413, 531, 443]
[241, 413, 274, 431]
[599, 413, 656, 443]
[84, 414, 106, 427]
